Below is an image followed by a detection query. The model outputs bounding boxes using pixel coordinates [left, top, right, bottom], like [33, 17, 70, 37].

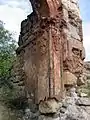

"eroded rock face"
[17, 0, 85, 104]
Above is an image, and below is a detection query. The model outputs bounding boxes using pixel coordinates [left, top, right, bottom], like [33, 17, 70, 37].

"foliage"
[0, 21, 17, 88]
[0, 86, 27, 109]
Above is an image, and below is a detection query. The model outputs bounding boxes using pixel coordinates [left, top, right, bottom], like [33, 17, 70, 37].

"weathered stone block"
[39, 99, 60, 114]
[69, 24, 80, 40]
[63, 71, 77, 85]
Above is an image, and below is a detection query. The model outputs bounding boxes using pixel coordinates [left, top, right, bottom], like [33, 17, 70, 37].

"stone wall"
[75, 61, 90, 97]
[84, 61, 90, 82]
[17, 0, 85, 104]
[11, 55, 26, 97]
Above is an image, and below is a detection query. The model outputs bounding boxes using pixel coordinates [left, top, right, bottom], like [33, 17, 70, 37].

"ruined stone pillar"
[17, 0, 85, 104]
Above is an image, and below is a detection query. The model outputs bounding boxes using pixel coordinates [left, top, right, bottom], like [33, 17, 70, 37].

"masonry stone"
[17, 0, 85, 108]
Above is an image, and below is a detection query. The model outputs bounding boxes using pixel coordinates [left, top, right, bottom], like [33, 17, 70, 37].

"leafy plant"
[0, 21, 17, 88]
